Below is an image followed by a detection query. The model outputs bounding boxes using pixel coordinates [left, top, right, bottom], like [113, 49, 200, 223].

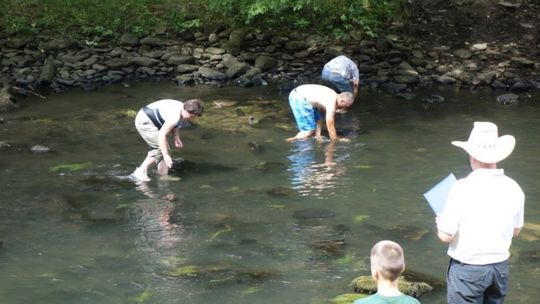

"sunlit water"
[0, 82, 539, 304]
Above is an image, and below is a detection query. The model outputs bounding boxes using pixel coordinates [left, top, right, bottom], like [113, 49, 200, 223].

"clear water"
[0, 82, 539, 304]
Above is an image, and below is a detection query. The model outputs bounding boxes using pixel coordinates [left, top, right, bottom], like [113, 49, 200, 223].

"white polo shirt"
[437, 169, 524, 265]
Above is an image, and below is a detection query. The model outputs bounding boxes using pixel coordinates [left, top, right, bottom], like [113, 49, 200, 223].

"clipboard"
[423, 173, 456, 215]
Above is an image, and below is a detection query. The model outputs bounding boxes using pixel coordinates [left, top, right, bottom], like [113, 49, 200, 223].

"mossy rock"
[265, 186, 294, 197]
[49, 162, 93, 172]
[117, 109, 138, 118]
[163, 265, 231, 278]
[351, 275, 433, 297]
[330, 293, 368, 304]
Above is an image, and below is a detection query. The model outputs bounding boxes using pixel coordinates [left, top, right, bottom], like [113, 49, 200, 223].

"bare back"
[295, 84, 337, 114]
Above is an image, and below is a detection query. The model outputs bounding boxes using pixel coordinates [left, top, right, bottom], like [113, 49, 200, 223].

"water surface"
[0, 82, 539, 303]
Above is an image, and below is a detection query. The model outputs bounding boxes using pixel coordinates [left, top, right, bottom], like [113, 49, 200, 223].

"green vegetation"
[49, 161, 93, 172]
[0, 0, 404, 39]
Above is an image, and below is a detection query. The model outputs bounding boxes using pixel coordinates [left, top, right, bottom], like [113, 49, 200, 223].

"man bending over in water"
[286, 84, 354, 142]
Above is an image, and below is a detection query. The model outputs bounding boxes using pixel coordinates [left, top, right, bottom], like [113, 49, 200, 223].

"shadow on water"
[170, 158, 237, 176]
[0, 82, 539, 303]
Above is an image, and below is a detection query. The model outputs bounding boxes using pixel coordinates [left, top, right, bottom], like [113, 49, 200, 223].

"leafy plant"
[0, 0, 405, 38]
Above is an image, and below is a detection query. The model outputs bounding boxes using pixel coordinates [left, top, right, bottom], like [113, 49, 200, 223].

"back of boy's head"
[370, 240, 405, 282]
[184, 99, 204, 116]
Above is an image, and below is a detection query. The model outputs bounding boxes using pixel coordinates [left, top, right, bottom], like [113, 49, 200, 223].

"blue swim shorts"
[288, 89, 321, 132]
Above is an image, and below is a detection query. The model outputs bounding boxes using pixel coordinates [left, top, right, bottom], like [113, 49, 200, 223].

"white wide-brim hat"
[452, 121, 515, 163]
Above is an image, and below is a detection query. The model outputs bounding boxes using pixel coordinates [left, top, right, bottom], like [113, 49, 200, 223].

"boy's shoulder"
[353, 293, 420, 304]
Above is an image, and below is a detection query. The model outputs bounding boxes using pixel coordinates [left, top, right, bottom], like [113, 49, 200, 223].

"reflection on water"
[0, 82, 539, 303]
[132, 181, 183, 255]
[287, 140, 348, 199]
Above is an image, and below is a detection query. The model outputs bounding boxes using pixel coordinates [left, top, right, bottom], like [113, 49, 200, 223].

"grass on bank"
[0, 0, 404, 39]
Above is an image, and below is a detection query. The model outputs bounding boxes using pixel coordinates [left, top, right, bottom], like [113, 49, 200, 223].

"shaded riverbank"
[1, 0, 539, 112]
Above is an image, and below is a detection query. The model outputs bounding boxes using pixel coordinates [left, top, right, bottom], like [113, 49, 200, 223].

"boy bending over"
[286, 84, 353, 142]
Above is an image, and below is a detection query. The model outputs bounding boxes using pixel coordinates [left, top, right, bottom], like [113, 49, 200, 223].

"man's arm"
[173, 128, 183, 148]
[513, 228, 521, 237]
[315, 119, 323, 137]
[437, 230, 455, 243]
[325, 111, 338, 140]
[352, 80, 359, 99]
[436, 216, 455, 243]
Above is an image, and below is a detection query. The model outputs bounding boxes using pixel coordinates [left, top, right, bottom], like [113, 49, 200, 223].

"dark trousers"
[447, 258, 509, 304]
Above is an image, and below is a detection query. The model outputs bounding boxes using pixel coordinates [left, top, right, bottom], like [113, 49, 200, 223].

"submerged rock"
[0, 141, 11, 149]
[330, 293, 368, 304]
[387, 225, 429, 241]
[351, 275, 433, 298]
[256, 161, 286, 172]
[422, 94, 445, 104]
[31, 144, 51, 153]
[248, 141, 262, 152]
[310, 239, 346, 258]
[247, 115, 259, 125]
[293, 208, 336, 219]
[514, 249, 540, 264]
[171, 158, 235, 175]
[265, 186, 294, 197]
[163, 264, 278, 288]
[0, 86, 18, 113]
[212, 99, 238, 108]
[496, 93, 519, 105]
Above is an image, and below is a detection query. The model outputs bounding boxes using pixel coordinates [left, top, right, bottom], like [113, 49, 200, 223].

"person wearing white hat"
[436, 121, 525, 304]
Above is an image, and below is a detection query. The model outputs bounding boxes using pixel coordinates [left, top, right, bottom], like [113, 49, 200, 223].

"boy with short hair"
[354, 240, 421, 304]
[131, 98, 204, 181]
[286, 84, 354, 142]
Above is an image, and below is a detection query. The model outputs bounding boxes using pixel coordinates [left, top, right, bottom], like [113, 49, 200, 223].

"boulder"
[284, 40, 308, 51]
[351, 275, 433, 298]
[167, 55, 195, 65]
[224, 28, 248, 50]
[0, 86, 17, 112]
[140, 36, 165, 47]
[198, 67, 227, 80]
[119, 33, 140, 46]
[432, 75, 456, 85]
[453, 49, 472, 59]
[475, 71, 497, 85]
[222, 54, 248, 78]
[5, 38, 28, 49]
[205, 47, 226, 55]
[496, 93, 519, 105]
[105, 58, 130, 69]
[330, 293, 367, 304]
[176, 64, 199, 74]
[254, 55, 277, 72]
[510, 57, 535, 68]
[393, 75, 418, 85]
[37, 56, 57, 88]
[129, 56, 160, 67]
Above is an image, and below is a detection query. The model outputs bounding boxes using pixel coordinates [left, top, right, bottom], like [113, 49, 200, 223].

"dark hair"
[184, 99, 204, 116]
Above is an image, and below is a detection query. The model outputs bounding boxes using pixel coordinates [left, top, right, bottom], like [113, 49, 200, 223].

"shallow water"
[0, 82, 539, 303]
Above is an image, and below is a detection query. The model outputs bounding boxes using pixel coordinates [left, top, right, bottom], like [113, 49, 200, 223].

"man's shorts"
[321, 67, 353, 93]
[288, 89, 321, 132]
[134, 109, 164, 163]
